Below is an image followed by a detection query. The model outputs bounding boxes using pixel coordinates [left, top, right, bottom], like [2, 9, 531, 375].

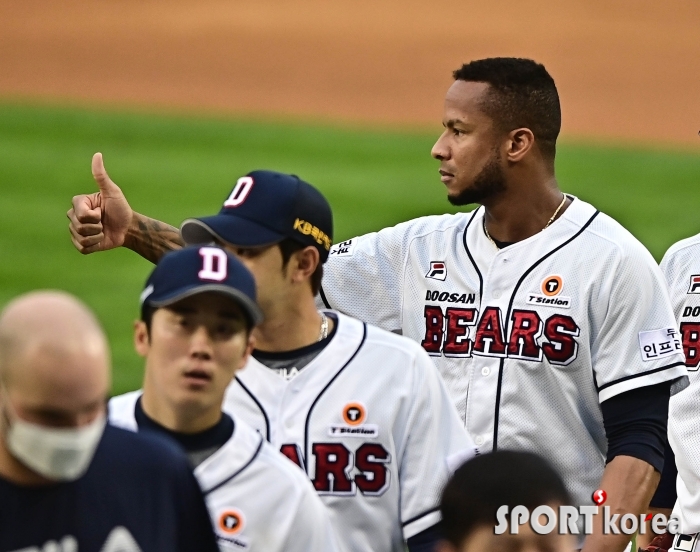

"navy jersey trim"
[493, 205, 599, 449]
[597, 361, 685, 393]
[319, 286, 332, 309]
[303, 323, 368, 473]
[201, 434, 264, 496]
[234, 377, 271, 441]
[462, 209, 484, 303]
[402, 506, 440, 527]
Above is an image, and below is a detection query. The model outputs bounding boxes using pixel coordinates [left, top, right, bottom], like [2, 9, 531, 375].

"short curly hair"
[453, 58, 561, 159]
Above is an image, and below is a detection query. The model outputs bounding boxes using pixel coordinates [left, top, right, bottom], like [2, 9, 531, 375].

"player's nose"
[431, 132, 449, 160]
[189, 325, 214, 357]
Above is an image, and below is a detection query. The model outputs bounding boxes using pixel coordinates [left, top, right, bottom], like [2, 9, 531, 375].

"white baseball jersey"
[661, 234, 700, 534]
[108, 392, 342, 552]
[319, 196, 687, 508]
[223, 311, 475, 552]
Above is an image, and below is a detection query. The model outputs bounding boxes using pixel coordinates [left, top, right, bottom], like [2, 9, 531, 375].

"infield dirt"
[1, 0, 699, 147]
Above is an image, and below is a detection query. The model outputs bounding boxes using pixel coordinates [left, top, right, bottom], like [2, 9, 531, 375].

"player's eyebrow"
[444, 119, 472, 130]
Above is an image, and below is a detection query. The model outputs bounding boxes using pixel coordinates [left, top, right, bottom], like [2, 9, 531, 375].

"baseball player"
[108, 246, 342, 552]
[640, 234, 700, 552]
[67, 168, 475, 552]
[0, 291, 220, 552]
[64, 58, 679, 551]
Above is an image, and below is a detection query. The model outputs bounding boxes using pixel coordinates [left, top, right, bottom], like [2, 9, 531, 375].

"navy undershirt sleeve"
[600, 381, 671, 473]
[407, 523, 442, 552]
[650, 437, 678, 509]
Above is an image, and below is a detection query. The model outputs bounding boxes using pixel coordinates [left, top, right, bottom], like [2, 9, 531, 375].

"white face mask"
[3, 402, 106, 482]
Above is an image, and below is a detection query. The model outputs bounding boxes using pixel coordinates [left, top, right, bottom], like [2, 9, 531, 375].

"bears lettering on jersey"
[421, 306, 580, 366]
[279, 442, 392, 497]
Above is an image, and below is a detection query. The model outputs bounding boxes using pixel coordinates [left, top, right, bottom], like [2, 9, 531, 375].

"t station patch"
[219, 510, 244, 534]
[688, 275, 700, 294]
[425, 261, 447, 281]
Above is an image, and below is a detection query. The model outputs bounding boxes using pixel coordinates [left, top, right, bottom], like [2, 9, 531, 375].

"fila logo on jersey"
[526, 275, 571, 309]
[426, 261, 447, 281]
[199, 247, 228, 282]
[688, 275, 700, 294]
[420, 306, 580, 365]
[223, 176, 254, 208]
[673, 533, 700, 551]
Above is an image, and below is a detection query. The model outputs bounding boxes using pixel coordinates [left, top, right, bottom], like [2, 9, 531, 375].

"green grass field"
[1, 101, 699, 395]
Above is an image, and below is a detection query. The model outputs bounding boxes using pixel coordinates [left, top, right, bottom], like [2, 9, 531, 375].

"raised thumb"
[91, 152, 118, 194]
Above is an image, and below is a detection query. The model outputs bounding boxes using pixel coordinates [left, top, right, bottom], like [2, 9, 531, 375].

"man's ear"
[134, 320, 150, 358]
[289, 246, 320, 285]
[505, 128, 535, 163]
[237, 333, 256, 371]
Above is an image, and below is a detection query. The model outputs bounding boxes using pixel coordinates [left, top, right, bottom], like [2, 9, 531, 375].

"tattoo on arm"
[124, 213, 184, 264]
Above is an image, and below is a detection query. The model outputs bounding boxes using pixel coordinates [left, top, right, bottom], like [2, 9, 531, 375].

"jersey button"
[493, 290, 501, 299]
[481, 367, 490, 376]
[474, 435, 484, 446]
[285, 418, 295, 429]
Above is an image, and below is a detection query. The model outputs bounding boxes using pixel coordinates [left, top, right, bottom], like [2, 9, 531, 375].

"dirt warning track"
[0, 0, 699, 146]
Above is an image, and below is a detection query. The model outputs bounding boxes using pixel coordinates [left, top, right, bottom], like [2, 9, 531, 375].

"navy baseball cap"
[180, 170, 334, 262]
[139, 246, 263, 327]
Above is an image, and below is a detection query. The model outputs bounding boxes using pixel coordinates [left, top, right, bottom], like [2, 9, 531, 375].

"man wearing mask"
[0, 291, 219, 552]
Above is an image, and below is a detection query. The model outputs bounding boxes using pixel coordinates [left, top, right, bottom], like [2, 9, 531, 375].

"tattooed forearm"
[124, 212, 184, 264]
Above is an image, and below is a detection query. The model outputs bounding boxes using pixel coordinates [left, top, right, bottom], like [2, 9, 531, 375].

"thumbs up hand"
[67, 152, 134, 254]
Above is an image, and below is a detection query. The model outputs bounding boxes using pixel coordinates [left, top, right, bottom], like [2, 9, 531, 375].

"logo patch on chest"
[526, 275, 570, 308]
[688, 275, 700, 294]
[217, 509, 250, 550]
[425, 261, 447, 281]
[329, 402, 378, 438]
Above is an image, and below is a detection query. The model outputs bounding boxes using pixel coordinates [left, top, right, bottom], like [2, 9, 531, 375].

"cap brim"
[146, 284, 264, 326]
[181, 216, 285, 248]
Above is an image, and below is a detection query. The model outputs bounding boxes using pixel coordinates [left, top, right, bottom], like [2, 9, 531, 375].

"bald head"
[0, 291, 110, 427]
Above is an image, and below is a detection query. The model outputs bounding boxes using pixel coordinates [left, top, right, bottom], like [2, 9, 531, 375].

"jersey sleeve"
[398, 344, 476, 540]
[285, 481, 346, 552]
[317, 223, 411, 333]
[592, 243, 688, 402]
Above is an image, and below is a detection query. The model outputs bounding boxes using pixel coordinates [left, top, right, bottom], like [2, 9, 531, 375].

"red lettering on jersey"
[473, 307, 507, 357]
[542, 315, 580, 365]
[680, 322, 700, 370]
[420, 306, 444, 355]
[354, 443, 391, 496]
[312, 443, 353, 494]
[443, 308, 477, 357]
[507, 310, 544, 360]
[279, 443, 305, 469]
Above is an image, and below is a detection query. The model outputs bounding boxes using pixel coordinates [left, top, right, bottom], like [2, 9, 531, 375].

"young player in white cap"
[67, 167, 474, 552]
[108, 245, 342, 552]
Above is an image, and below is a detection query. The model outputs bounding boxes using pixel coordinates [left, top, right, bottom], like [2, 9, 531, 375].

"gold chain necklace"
[483, 194, 568, 248]
[317, 312, 329, 341]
